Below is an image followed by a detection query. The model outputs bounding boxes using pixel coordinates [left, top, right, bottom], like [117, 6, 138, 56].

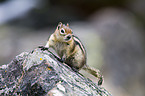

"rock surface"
[0, 48, 111, 96]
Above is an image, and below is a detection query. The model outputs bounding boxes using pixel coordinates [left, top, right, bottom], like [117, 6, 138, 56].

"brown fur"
[45, 22, 103, 85]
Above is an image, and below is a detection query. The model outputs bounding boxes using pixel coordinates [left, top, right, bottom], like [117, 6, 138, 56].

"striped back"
[72, 35, 86, 56]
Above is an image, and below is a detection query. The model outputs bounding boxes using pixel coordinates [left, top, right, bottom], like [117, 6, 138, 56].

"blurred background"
[0, 0, 145, 96]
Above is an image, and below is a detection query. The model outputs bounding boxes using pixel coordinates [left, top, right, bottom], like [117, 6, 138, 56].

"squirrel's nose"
[65, 35, 71, 41]
[67, 35, 71, 40]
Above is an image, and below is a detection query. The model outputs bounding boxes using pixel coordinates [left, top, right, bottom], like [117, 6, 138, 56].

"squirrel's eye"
[60, 28, 65, 34]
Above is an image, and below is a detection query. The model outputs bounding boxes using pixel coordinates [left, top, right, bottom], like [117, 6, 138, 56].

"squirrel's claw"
[38, 46, 48, 51]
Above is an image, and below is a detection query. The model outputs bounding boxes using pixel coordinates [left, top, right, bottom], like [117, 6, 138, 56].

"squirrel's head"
[54, 22, 73, 42]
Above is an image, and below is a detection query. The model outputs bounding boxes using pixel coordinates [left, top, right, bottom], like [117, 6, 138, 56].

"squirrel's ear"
[57, 22, 62, 30]
[67, 23, 69, 27]
[58, 22, 62, 26]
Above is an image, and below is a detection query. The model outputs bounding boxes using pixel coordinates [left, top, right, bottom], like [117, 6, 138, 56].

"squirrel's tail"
[82, 65, 103, 85]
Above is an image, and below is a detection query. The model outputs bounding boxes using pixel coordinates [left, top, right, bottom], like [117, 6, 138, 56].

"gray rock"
[0, 48, 111, 96]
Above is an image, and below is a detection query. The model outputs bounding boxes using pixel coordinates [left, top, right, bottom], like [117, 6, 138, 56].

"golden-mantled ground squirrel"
[39, 22, 103, 85]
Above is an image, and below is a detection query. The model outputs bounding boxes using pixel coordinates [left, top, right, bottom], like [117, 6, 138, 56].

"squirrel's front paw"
[38, 46, 48, 51]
